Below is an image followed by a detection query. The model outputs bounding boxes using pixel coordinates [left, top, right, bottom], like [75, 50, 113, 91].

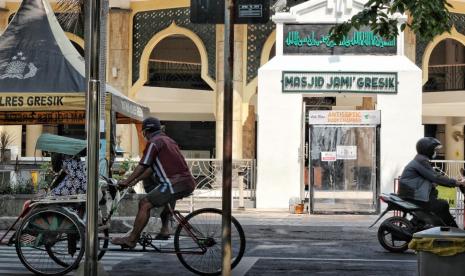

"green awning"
[35, 133, 86, 156]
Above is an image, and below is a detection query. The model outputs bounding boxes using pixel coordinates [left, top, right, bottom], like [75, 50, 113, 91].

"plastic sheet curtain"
[309, 125, 377, 213]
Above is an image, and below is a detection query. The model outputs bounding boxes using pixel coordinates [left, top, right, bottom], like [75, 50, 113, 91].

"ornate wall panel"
[246, 21, 275, 84]
[132, 8, 216, 84]
[416, 13, 465, 69]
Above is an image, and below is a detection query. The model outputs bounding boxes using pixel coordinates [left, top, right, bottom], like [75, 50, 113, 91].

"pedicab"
[0, 133, 110, 276]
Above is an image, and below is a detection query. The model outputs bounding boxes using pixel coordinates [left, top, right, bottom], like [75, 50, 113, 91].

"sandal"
[111, 236, 137, 249]
[154, 233, 170, 240]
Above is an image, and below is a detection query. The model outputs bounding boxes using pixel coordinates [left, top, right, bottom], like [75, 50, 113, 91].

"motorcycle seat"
[387, 193, 422, 210]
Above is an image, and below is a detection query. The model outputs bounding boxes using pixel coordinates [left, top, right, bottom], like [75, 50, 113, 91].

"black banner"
[0, 111, 86, 125]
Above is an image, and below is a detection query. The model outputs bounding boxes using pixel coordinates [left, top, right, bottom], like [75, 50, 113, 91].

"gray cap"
[142, 117, 161, 132]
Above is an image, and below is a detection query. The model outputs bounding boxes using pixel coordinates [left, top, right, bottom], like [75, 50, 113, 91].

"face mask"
[432, 151, 437, 159]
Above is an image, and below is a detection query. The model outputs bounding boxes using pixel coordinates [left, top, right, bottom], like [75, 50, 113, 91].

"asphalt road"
[0, 224, 417, 275]
[107, 225, 417, 276]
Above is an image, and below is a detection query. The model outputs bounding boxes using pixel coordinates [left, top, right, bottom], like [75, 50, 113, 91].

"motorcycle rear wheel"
[377, 216, 413, 253]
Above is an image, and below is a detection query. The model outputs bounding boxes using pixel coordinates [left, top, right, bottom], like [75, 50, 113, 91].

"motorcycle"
[369, 193, 449, 253]
[370, 167, 465, 253]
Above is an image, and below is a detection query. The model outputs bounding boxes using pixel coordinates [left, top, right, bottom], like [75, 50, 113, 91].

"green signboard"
[285, 30, 396, 48]
[283, 24, 397, 55]
[282, 72, 398, 94]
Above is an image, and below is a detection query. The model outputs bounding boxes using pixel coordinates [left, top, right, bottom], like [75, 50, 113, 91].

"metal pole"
[85, 0, 101, 274]
[222, 0, 234, 274]
[239, 174, 244, 209]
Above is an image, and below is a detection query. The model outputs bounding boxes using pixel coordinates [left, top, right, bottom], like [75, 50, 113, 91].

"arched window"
[424, 39, 465, 92]
[146, 35, 212, 90]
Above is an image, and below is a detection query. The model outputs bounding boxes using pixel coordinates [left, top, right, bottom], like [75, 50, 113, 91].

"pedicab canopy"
[0, 0, 149, 125]
[35, 133, 87, 156]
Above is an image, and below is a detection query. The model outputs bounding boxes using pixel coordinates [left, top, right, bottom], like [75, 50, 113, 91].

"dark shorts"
[145, 184, 192, 207]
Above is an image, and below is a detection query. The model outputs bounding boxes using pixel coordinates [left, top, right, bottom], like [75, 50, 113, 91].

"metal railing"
[185, 159, 257, 209]
[424, 64, 465, 92]
[146, 60, 211, 90]
[1, 158, 258, 210]
[430, 160, 464, 228]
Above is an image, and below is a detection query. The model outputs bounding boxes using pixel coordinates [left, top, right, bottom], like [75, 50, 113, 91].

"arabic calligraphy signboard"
[283, 24, 397, 55]
[282, 72, 397, 94]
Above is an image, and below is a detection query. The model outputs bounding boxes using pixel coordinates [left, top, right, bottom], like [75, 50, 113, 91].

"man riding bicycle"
[112, 117, 196, 248]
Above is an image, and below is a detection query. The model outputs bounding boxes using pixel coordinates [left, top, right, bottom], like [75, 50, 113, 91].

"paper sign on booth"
[337, 146, 357, 160]
[321, 151, 337, 162]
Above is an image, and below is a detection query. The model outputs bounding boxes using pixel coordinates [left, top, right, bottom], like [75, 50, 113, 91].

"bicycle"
[1, 176, 246, 276]
[100, 175, 246, 275]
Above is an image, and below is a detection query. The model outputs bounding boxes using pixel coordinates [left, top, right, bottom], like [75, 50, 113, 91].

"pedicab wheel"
[97, 228, 110, 260]
[15, 207, 85, 276]
[174, 208, 246, 275]
[47, 227, 109, 267]
[377, 216, 413, 253]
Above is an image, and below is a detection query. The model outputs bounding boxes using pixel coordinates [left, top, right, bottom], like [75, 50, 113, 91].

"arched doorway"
[422, 38, 465, 161]
[424, 38, 465, 92]
[137, 34, 216, 158]
[146, 34, 212, 90]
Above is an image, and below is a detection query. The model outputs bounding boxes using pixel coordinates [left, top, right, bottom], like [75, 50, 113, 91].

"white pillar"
[377, 69, 423, 195]
[257, 70, 302, 209]
[5, 126, 22, 159]
[26, 125, 43, 157]
[215, 25, 244, 159]
[445, 118, 464, 160]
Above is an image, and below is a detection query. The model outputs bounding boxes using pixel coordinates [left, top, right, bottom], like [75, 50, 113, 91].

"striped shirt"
[139, 132, 195, 194]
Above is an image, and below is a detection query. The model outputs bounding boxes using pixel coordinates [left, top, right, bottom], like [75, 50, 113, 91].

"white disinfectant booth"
[256, 1, 423, 212]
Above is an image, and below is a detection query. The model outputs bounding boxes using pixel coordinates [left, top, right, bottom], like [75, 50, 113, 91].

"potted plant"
[0, 130, 14, 163]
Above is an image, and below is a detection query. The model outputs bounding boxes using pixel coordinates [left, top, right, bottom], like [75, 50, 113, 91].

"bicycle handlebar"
[99, 175, 118, 187]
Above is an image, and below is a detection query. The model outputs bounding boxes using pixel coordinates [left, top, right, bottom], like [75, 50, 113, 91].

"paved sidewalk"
[106, 209, 379, 233]
[231, 209, 378, 227]
[0, 209, 380, 234]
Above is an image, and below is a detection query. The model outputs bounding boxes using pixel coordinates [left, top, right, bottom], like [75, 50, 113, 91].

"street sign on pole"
[190, 0, 269, 24]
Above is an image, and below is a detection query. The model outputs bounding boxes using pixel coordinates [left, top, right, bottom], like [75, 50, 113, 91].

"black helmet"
[142, 117, 161, 132]
[416, 137, 442, 159]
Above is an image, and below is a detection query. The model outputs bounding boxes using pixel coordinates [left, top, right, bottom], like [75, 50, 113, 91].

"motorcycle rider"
[398, 137, 465, 227]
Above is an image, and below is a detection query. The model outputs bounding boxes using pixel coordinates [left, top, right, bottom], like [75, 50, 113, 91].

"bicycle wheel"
[174, 208, 246, 275]
[15, 207, 85, 276]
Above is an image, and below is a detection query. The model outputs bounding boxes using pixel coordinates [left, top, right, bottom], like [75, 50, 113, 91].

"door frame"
[307, 124, 380, 214]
